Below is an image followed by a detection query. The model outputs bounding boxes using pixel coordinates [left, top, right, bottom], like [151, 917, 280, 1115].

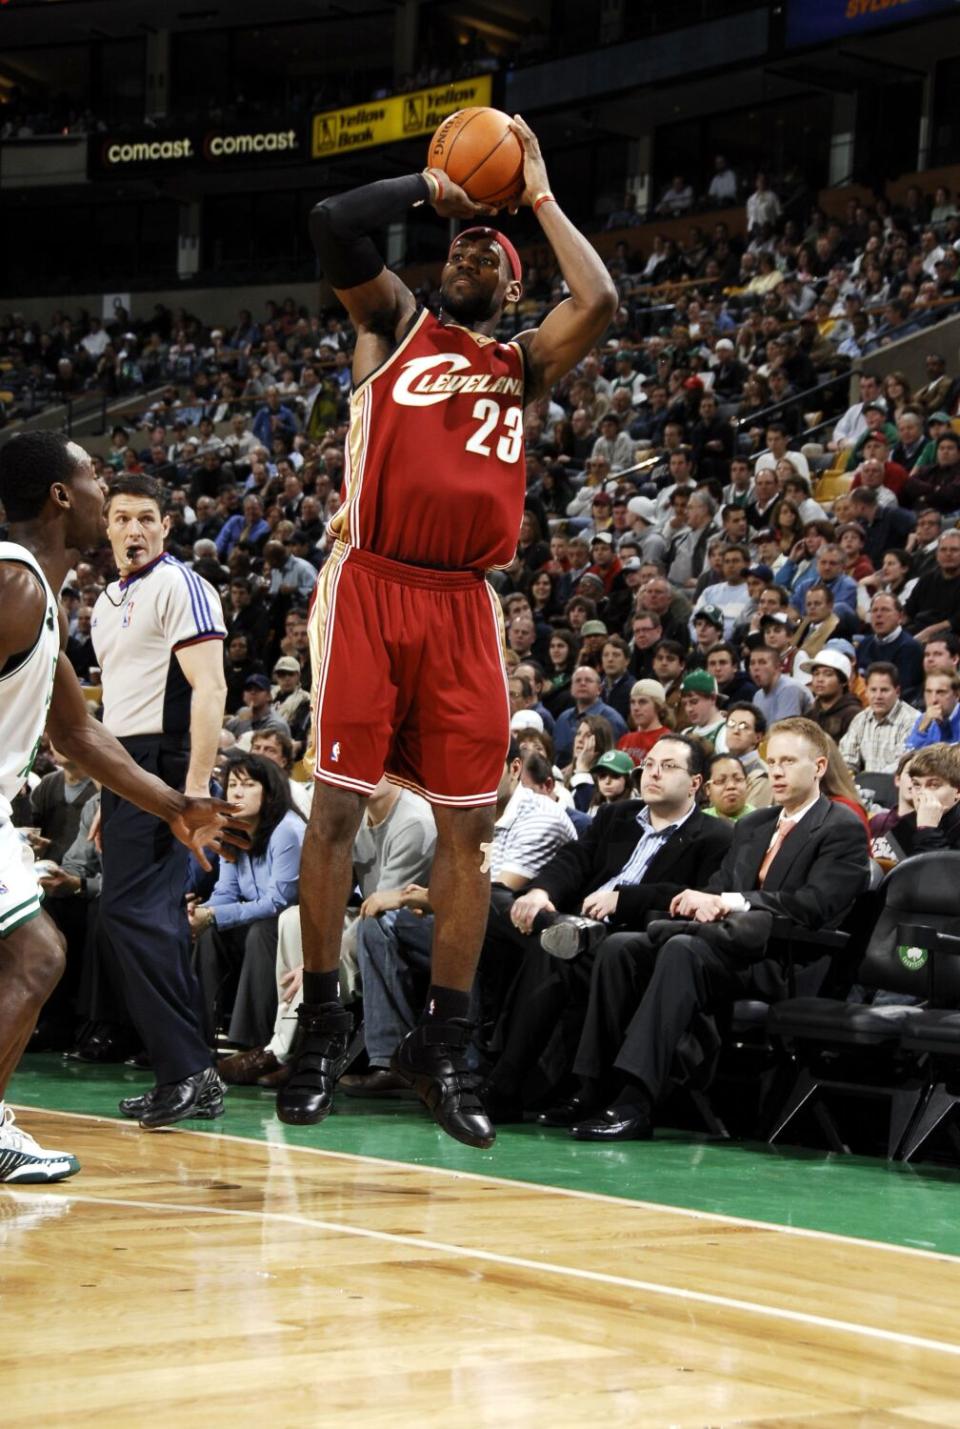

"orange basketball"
[427, 106, 524, 207]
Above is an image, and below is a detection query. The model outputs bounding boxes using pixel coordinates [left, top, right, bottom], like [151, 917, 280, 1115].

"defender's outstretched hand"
[169, 797, 251, 872]
[506, 115, 551, 212]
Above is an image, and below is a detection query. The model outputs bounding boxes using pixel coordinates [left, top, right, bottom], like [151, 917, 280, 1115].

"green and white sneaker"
[0, 1106, 80, 1183]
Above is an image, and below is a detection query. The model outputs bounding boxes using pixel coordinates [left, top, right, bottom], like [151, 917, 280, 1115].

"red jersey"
[330, 308, 526, 569]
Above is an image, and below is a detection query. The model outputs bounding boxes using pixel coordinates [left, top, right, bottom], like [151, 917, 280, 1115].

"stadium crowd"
[5, 168, 960, 1149]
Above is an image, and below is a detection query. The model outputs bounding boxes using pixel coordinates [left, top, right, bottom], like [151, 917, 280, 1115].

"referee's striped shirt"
[91, 553, 226, 739]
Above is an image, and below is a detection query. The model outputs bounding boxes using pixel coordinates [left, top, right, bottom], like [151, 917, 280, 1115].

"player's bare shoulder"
[0, 561, 51, 662]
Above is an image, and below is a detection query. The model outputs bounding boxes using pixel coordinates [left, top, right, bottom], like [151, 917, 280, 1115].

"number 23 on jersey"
[464, 401, 523, 463]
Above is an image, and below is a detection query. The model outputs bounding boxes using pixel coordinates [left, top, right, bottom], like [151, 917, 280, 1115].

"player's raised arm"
[509, 115, 618, 403]
[308, 172, 494, 351]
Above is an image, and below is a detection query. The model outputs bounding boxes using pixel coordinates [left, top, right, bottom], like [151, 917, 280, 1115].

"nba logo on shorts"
[0, 880, 7, 895]
[331, 741, 341, 763]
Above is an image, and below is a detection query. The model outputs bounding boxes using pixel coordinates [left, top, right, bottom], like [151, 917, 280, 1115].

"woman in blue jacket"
[191, 753, 305, 1050]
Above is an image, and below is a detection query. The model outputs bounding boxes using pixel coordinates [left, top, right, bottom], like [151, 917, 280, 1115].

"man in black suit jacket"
[564, 717, 871, 1140]
[481, 735, 732, 1119]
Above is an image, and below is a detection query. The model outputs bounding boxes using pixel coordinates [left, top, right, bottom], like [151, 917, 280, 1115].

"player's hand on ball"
[506, 114, 550, 212]
[423, 168, 497, 219]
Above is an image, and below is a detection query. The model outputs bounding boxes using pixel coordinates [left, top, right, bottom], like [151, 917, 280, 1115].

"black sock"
[613, 1078, 652, 1116]
[421, 984, 471, 1023]
[303, 969, 340, 1006]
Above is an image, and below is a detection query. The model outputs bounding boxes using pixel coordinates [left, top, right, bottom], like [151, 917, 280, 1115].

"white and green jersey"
[0, 542, 60, 820]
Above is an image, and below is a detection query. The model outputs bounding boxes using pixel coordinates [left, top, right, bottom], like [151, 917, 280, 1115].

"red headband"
[452, 226, 522, 283]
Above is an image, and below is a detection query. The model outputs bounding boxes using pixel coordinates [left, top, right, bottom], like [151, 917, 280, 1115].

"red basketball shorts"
[309, 541, 510, 806]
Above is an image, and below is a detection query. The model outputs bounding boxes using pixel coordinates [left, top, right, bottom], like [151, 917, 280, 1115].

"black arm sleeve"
[309, 174, 431, 290]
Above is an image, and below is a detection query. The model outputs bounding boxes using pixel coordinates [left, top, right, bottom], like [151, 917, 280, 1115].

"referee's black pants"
[99, 735, 211, 1086]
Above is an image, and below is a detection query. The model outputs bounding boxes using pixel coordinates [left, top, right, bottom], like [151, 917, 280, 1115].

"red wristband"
[533, 192, 556, 215]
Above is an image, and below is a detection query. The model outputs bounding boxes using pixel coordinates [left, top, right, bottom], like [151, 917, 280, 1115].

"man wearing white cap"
[801, 649, 863, 742]
[711, 337, 747, 403]
[626, 496, 667, 564]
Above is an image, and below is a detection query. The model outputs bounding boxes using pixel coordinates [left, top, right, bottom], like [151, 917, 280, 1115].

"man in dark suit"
[561, 717, 871, 1140]
[481, 735, 733, 1119]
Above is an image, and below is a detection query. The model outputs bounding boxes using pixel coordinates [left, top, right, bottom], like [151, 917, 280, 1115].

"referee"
[92, 474, 228, 1127]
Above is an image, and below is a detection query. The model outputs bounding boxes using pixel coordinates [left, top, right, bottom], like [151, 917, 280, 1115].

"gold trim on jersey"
[438, 319, 499, 348]
[332, 307, 432, 550]
[326, 380, 371, 551]
[303, 540, 352, 777]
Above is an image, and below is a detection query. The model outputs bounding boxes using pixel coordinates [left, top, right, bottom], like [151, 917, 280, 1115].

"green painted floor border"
[9, 1054, 960, 1257]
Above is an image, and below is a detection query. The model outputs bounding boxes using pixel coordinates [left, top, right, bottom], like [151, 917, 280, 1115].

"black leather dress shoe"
[540, 915, 608, 961]
[570, 1106, 653, 1141]
[478, 1084, 525, 1125]
[536, 1094, 603, 1128]
[391, 1019, 495, 1149]
[138, 1067, 225, 1129]
[67, 1030, 134, 1064]
[276, 1003, 353, 1125]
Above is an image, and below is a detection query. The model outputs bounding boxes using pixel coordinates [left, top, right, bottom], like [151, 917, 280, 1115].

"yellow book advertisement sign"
[312, 75, 493, 159]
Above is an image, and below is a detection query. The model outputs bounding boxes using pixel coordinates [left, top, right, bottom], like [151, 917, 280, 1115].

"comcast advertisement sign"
[90, 124, 305, 175]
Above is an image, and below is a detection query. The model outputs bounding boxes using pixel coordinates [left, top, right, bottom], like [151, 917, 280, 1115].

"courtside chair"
[898, 1001, 960, 1163]
[688, 874, 882, 1140]
[767, 853, 960, 1158]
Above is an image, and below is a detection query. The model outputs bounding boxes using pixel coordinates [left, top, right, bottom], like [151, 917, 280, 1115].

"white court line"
[11, 1185, 960, 1363]
[21, 1105, 960, 1265]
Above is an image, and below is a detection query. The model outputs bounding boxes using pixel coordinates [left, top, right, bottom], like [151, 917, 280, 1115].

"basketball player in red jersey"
[277, 116, 617, 1147]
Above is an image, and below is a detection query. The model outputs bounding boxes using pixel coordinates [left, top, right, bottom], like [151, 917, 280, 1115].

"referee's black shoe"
[276, 1003, 353, 1125]
[391, 1019, 495, 1150]
[121, 1067, 225, 1128]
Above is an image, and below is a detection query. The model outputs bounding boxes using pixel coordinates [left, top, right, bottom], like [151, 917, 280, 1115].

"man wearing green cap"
[680, 670, 726, 747]
[915, 410, 954, 469]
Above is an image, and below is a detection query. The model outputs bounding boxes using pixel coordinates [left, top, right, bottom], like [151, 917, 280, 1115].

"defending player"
[277, 114, 617, 1148]
[0, 433, 236, 1181]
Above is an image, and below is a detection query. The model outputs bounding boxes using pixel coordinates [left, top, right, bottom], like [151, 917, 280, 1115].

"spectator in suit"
[481, 735, 732, 1121]
[559, 718, 870, 1140]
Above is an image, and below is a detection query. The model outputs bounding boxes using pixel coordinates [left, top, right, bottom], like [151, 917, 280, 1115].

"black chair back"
[856, 772, 896, 809]
[859, 852, 960, 1005]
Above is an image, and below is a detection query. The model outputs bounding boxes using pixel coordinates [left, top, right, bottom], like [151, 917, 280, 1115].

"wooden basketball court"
[3, 1105, 960, 1426]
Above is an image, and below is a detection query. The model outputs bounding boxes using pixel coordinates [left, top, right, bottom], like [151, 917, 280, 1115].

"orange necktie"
[757, 817, 797, 887]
